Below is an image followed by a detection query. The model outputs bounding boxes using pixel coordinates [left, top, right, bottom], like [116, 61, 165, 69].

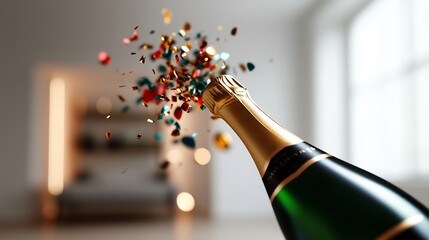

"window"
[349, 0, 429, 180]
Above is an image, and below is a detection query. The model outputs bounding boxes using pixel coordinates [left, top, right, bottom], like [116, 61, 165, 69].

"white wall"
[0, 0, 314, 222]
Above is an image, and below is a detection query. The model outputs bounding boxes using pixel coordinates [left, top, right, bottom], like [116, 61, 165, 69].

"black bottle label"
[262, 142, 326, 197]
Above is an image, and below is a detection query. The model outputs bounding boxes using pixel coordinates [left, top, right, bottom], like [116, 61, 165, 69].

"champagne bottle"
[202, 75, 429, 240]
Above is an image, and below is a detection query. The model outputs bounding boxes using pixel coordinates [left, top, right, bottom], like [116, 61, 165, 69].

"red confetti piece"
[98, 51, 111, 65]
[142, 89, 157, 103]
[106, 131, 111, 141]
[174, 107, 183, 120]
[171, 129, 180, 136]
[132, 86, 138, 91]
[181, 102, 190, 112]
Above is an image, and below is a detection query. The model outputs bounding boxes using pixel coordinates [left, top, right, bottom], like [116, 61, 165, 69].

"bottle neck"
[216, 94, 302, 176]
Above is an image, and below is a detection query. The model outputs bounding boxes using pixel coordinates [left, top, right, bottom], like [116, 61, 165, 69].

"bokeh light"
[194, 148, 211, 165]
[176, 192, 195, 212]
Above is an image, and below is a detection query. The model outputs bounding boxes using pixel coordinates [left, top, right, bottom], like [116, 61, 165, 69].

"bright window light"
[48, 78, 65, 196]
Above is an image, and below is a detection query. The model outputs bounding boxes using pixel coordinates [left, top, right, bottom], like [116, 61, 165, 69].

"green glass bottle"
[202, 75, 429, 240]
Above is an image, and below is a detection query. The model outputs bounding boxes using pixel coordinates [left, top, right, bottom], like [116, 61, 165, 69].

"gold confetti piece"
[141, 102, 148, 107]
[106, 131, 111, 141]
[161, 8, 172, 25]
[139, 55, 146, 64]
[214, 132, 232, 150]
[106, 115, 111, 119]
[147, 118, 154, 123]
[139, 43, 153, 50]
[205, 46, 216, 56]
[231, 27, 237, 36]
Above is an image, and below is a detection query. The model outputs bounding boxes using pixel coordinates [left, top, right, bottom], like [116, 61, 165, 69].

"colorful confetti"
[97, 10, 256, 152]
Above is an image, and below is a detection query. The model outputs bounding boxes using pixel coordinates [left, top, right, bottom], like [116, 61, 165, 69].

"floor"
[0, 216, 284, 240]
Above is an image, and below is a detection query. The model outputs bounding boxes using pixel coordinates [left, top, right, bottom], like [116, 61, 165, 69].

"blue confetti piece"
[121, 105, 130, 113]
[182, 136, 195, 149]
[155, 133, 163, 141]
[165, 118, 174, 125]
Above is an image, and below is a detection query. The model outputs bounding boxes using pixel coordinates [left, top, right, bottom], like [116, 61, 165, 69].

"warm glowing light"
[48, 78, 65, 196]
[96, 97, 112, 114]
[194, 148, 211, 165]
[176, 192, 195, 212]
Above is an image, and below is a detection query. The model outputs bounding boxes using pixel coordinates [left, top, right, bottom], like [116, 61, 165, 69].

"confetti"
[214, 132, 232, 150]
[121, 106, 130, 113]
[182, 136, 196, 149]
[139, 55, 146, 64]
[98, 51, 111, 65]
[139, 43, 153, 50]
[155, 133, 163, 141]
[99, 17, 256, 151]
[231, 27, 237, 36]
[161, 8, 172, 24]
[247, 62, 255, 71]
[239, 63, 247, 72]
[123, 30, 139, 45]
[183, 22, 191, 32]
[106, 131, 111, 141]
[174, 107, 183, 120]
[160, 160, 170, 170]
[171, 129, 180, 136]
[118, 95, 126, 102]
[106, 115, 111, 119]
[121, 168, 128, 174]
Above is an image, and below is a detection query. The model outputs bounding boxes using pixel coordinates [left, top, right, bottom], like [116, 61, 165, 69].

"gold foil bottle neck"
[202, 75, 302, 176]
[203, 75, 248, 117]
